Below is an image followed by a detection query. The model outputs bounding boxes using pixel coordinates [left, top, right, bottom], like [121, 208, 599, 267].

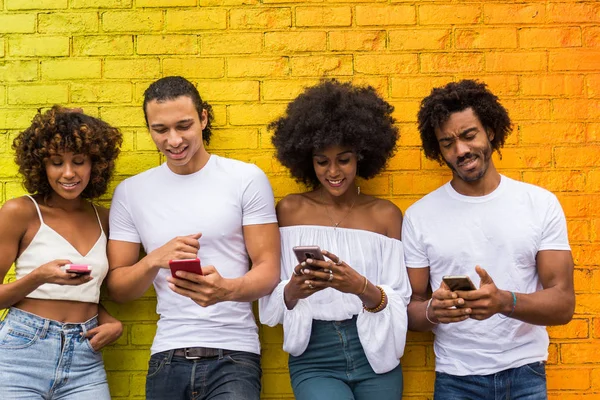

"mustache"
[456, 153, 476, 166]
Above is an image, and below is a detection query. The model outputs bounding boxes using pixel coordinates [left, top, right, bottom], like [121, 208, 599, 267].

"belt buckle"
[184, 348, 201, 360]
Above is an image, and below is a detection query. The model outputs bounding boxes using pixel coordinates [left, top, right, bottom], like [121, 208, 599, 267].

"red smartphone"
[64, 264, 92, 275]
[169, 258, 202, 278]
[293, 246, 326, 264]
[442, 275, 476, 291]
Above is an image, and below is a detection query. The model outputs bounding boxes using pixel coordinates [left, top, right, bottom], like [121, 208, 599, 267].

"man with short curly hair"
[105, 76, 280, 400]
[403, 79, 575, 399]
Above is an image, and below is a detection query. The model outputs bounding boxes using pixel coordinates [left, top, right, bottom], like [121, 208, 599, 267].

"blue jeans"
[146, 348, 262, 400]
[0, 307, 110, 399]
[434, 361, 547, 400]
[289, 316, 404, 400]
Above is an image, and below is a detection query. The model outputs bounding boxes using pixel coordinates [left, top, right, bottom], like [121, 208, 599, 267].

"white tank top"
[15, 195, 109, 303]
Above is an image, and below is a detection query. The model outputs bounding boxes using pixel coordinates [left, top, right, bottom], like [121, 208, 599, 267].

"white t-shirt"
[402, 175, 570, 376]
[109, 155, 277, 355]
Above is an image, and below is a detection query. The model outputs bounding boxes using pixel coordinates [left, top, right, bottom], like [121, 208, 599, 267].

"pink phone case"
[65, 264, 92, 274]
[169, 258, 203, 278]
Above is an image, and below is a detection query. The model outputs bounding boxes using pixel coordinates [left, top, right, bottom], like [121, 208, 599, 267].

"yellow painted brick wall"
[1, 1, 599, 399]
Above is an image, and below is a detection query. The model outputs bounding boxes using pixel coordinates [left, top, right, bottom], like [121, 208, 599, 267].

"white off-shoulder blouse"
[259, 225, 412, 374]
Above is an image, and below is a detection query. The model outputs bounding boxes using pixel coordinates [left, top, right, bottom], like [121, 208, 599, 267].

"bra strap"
[24, 195, 44, 224]
[91, 203, 104, 234]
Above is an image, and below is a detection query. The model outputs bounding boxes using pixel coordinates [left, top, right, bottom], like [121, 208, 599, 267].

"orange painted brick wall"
[0, 1, 599, 399]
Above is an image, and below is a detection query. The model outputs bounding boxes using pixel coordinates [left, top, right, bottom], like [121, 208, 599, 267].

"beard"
[444, 141, 493, 183]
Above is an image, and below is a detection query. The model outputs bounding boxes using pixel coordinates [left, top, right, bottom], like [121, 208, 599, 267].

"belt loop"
[39, 319, 50, 339]
[218, 348, 224, 360]
[166, 349, 175, 365]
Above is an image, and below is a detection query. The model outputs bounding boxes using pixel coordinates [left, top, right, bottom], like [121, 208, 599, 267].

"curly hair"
[143, 76, 214, 144]
[417, 79, 512, 163]
[270, 79, 399, 188]
[12, 106, 123, 199]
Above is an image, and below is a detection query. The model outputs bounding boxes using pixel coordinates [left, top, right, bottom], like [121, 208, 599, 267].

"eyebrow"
[149, 118, 194, 129]
[313, 150, 354, 157]
[438, 127, 478, 143]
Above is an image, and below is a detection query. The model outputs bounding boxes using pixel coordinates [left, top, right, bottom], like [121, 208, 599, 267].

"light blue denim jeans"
[0, 307, 110, 400]
[288, 315, 404, 400]
[434, 361, 547, 400]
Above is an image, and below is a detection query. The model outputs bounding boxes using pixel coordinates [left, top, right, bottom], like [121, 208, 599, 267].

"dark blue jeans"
[434, 361, 547, 400]
[146, 349, 261, 400]
[289, 316, 403, 400]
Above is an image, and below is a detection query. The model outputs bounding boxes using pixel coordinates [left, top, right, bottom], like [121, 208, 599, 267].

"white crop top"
[15, 195, 109, 303]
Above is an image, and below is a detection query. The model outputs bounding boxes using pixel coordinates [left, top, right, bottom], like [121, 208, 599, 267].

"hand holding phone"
[442, 275, 476, 291]
[169, 258, 203, 278]
[293, 246, 325, 263]
[64, 264, 92, 275]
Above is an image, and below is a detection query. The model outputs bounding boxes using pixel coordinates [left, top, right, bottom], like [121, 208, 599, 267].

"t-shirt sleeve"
[241, 165, 277, 226]
[539, 193, 571, 251]
[109, 180, 141, 243]
[401, 210, 430, 268]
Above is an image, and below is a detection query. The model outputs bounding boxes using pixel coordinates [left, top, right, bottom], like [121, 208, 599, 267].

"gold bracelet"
[363, 285, 387, 313]
[358, 276, 368, 296]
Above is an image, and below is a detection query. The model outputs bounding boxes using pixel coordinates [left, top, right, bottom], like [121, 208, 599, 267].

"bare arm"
[106, 234, 201, 303]
[462, 250, 575, 326]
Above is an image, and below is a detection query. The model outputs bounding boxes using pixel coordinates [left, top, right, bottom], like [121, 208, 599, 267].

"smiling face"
[313, 145, 358, 198]
[145, 95, 208, 175]
[435, 108, 495, 186]
[45, 152, 91, 201]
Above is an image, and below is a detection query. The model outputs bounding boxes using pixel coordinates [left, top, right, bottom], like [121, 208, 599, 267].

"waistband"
[5, 307, 98, 335]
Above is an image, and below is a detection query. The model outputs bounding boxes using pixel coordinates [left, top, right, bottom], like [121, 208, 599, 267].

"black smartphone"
[442, 275, 476, 291]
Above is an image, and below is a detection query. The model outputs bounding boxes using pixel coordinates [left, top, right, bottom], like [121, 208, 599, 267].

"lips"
[167, 146, 187, 160]
[457, 156, 478, 170]
[58, 181, 80, 190]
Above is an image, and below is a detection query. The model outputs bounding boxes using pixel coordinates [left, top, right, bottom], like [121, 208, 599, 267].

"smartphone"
[64, 264, 92, 275]
[442, 275, 476, 291]
[293, 246, 326, 264]
[169, 258, 203, 278]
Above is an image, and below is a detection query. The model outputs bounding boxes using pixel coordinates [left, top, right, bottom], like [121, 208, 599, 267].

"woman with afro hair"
[260, 80, 411, 399]
[0, 106, 123, 399]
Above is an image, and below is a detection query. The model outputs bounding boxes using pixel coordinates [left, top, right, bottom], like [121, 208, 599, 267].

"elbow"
[551, 293, 575, 326]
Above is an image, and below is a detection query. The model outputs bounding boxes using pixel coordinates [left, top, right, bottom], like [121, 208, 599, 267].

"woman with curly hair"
[0, 106, 123, 399]
[260, 80, 411, 399]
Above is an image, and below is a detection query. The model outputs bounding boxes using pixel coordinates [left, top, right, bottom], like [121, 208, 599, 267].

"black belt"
[173, 347, 232, 360]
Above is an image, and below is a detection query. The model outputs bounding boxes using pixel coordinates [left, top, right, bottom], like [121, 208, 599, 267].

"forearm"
[504, 286, 574, 326]
[225, 262, 279, 302]
[0, 272, 44, 309]
[106, 257, 160, 303]
[407, 297, 436, 332]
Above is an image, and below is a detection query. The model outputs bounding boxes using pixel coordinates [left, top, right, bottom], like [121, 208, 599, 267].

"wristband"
[425, 298, 439, 325]
[358, 276, 368, 296]
[363, 286, 387, 313]
[499, 291, 517, 319]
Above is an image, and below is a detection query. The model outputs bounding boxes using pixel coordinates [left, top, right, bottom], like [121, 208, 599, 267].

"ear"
[486, 128, 495, 142]
[200, 109, 208, 130]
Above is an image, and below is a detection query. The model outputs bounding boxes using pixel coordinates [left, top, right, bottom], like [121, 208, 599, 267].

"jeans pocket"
[224, 352, 262, 376]
[84, 338, 102, 354]
[0, 320, 38, 349]
[523, 361, 546, 378]
[147, 354, 168, 379]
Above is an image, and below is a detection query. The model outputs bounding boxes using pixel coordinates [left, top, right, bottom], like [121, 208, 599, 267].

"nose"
[327, 162, 340, 176]
[63, 163, 76, 179]
[454, 139, 470, 157]
[167, 129, 183, 147]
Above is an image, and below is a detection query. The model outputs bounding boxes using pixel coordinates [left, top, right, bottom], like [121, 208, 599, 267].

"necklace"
[321, 186, 361, 229]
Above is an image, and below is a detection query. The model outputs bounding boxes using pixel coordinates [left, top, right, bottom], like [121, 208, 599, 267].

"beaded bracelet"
[499, 291, 517, 319]
[363, 285, 387, 313]
[425, 298, 439, 325]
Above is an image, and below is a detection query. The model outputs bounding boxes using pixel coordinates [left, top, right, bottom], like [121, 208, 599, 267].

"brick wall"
[1, 1, 599, 399]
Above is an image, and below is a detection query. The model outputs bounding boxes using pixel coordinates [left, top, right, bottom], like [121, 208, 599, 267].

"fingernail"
[303, 269, 310, 274]
[306, 259, 313, 264]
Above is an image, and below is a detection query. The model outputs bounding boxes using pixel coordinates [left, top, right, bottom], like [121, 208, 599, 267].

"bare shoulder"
[0, 196, 38, 233]
[276, 193, 315, 227]
[367, 197, 403, 239]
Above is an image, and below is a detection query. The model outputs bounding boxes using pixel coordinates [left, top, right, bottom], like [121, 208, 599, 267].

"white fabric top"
[402, 175, 571, 376]
[109, 155, 277, 355]
[16, 195, 108, 304]
[259, 225, 412, 374]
